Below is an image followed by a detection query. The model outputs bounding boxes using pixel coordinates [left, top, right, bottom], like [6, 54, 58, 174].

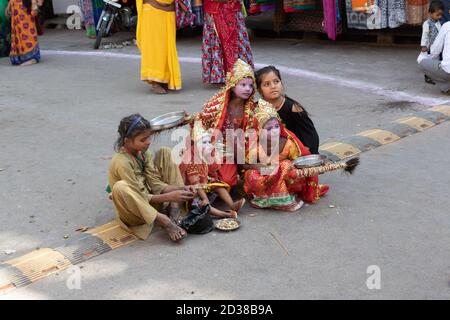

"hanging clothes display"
[192, 0, 204, 25]
[351, 0, 375, 12]
[249, 0, 276, 14]
[323, 0, 337, 40]
[377, 0, 406, 28]
[346, 0, 406, 30]
[284, 0, 317, 12]
[346, 0, 371, 29]
[405, 0, 428, 25]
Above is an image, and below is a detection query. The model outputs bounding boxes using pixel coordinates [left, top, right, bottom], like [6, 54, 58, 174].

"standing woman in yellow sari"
[136, 0, 182, 94]
[6, 0, 42, 65]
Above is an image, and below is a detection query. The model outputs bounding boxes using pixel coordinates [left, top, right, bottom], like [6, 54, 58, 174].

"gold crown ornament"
[254, 99, 281, 129]
[225, 59, 256, 91]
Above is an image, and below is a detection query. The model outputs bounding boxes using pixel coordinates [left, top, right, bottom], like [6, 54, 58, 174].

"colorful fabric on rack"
[351, 0, 374, 12]
[346, 0, 405, 29]
[192, 0, 204, 25]
[346, 0, 371, 29]
[249, 0, 276, 14]
[323, 0, 337, 40]
[377, 0, 406, 29]
[284, 0, 317, 13]
[405, 0, 428, 26]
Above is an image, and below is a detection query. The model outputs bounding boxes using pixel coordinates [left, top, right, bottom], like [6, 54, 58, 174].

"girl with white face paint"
[179, 123, 246, 219]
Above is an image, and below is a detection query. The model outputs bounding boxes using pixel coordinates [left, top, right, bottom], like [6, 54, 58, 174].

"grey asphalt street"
[0, 29, 449, 299]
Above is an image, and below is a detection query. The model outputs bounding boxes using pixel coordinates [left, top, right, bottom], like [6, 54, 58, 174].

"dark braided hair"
[255, 65, 310, 116]
[114, 113, 152, 152]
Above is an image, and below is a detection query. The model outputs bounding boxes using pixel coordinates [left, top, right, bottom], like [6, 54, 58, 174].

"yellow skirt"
[139, 4, 182, 90]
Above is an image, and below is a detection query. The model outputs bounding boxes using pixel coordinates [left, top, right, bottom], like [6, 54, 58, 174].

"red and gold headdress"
[225, 59, 256, 91]
[196, 59, 257, 132]
[253, 99, 281, 129]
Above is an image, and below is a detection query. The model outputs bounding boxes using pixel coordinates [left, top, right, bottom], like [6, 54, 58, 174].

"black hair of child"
[255, 65, 310, 116]
[114, 113, 152, 152]
[22, 0, 32, 13]
[429, 0, 444, 13]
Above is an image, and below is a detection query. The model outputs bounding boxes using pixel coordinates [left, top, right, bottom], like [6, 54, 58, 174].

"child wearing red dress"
[179, 121, 245, 218]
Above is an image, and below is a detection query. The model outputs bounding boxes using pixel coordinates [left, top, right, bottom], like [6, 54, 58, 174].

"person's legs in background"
[419, 58, 450, 93]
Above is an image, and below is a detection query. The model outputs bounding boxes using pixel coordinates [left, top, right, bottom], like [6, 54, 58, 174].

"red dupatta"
[204, 0, 242, 73]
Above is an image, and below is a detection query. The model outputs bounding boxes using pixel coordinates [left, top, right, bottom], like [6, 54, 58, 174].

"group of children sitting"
[108, 64, 323, 242]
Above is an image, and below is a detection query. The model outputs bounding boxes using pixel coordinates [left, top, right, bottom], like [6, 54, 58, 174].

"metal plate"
[292, 154, 328, 168]
[214, 218, 241, 231]
[149, 111, 186, 131]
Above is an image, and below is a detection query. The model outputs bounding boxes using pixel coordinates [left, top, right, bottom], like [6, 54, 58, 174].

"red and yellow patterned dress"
[243, 103, 326, 210]
[9, 0, 40, 65]
[196, 59, 258, 187]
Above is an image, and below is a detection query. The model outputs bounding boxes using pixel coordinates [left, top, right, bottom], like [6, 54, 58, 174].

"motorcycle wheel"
[94, 18, 109, 50]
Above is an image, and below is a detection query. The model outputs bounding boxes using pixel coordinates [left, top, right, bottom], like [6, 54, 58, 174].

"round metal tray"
[214, 218, 241, 231]
[149, 111, 186, 131]
[292, 154, 328, 168]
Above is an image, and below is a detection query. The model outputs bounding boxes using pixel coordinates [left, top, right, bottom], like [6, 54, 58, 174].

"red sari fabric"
[203, 0, 242, 73]
[244, 118, 322, 206]
[281, 125, 321, 204]
[197, 91, 257, 187]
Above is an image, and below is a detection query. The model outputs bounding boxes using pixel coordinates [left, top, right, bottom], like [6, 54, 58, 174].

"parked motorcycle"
[94, 0, 137, 50]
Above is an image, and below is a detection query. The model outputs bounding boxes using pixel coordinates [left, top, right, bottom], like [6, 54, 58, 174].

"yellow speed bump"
[5, 248, 72, 284]
[87, 221, 137, 250]
[319, 142, 361, 160]
[429, 105, 450, 117]
[357, 129, 400, 145]
[394, 116, 435, 132]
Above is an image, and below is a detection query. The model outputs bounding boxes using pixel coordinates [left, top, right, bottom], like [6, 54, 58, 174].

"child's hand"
[200, 198, 209, 207]
[184, 185, 197, 195]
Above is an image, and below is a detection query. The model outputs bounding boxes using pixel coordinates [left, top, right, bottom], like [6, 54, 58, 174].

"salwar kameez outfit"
[202, 0, 254, 84]
[9, 0, 40, 65]
[137, 0, 182, 90]
[109, 147, 184, 240]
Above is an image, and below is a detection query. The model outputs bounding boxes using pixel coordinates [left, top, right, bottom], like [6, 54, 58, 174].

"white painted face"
[232, 78, 254, 100]
[260, 118, 281, 142]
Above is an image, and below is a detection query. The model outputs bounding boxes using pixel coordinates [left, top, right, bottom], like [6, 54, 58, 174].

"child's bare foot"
[231, 198, 246, 212]
[20, 59, 37, 66]
[225, 210, 238, 219]
[163, 220, 186, 241]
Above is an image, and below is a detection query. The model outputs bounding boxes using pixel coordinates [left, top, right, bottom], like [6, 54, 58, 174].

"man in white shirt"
[419, 21, 450, 93]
